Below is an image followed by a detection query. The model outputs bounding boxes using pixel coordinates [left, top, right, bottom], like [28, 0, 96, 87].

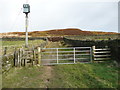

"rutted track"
[40, 42, 62, 88]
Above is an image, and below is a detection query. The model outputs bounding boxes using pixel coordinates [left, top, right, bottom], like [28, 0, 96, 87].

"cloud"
[0, 0, 118, 33]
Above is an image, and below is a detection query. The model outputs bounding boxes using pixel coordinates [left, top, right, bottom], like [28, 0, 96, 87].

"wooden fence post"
[92, 46, 95, 62]
[14, 48, 18, 67]
[20, 48, 23, 66]
[22, 48, 25, 66]
[25, 50, 28, 67]
[18, 49, 20, 67]
[33, 50, 37, 65]
[32, 49, 34, 65]
[13, 50, 16, 66]
[38, 47, 41, 65]
[16, 51, 19, 67]
[19, 48, 22, 67]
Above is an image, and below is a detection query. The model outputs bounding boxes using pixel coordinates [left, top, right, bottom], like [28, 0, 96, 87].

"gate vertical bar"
[74, 48, 75, 63]
[90, 47, 92, 63]
[57, 48, 58, 64]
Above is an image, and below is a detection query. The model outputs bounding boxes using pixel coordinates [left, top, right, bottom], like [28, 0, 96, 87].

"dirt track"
[40, 41, 62, 88]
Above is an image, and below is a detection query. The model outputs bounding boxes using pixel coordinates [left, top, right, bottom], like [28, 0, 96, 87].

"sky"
[0, 0, 119, 33]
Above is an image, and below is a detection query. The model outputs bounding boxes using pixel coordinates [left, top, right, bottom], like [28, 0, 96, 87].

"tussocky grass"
[2, 61, 118, 88]
[2, 66, 46, 88]
[48, 61, 118, 88]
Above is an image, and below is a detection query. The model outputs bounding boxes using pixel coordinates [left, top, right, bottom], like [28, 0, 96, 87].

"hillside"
[1, 28, 118, 37]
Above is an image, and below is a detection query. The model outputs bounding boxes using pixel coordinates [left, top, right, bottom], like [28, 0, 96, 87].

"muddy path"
[40, 41, 62, 88]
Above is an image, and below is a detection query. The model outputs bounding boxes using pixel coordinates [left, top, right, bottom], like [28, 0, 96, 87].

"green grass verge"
[2, 61, 118, 88]
[48, 61, 118, 88]
[2, 66, 45, 88]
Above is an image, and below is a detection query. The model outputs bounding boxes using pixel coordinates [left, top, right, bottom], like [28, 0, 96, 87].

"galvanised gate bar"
[41, 47, 92, 65]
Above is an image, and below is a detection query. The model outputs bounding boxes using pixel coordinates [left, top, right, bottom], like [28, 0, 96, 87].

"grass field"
[1, 40, 45, 55]
[2, 61, 118, 88]
[2, 41, 119, 88]
[49, 62, 118, 88]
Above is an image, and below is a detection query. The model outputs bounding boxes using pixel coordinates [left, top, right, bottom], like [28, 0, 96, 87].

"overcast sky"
[0, 0, 119, 33]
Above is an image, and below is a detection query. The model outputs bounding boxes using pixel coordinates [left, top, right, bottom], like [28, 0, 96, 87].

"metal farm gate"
[6, 46, 111, 67]
[41, 47, 92, 65]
